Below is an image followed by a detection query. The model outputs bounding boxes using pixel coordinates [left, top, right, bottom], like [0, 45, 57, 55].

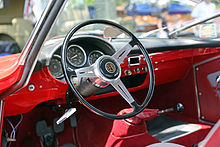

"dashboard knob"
[142, 66, 148, 72]
[134, 68, 140, 73]
[124, 70, 132, 76]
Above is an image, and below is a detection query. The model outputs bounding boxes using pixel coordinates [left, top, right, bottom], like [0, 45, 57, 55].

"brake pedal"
[53, 118, 64, 133]
[70, 114, 77, 128]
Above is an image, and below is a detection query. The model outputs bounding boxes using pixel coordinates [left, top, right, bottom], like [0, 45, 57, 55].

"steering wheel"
[61, 20, 155, 119]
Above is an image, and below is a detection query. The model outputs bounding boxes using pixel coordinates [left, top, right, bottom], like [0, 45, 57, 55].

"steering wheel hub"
[97, 56, 121, 80]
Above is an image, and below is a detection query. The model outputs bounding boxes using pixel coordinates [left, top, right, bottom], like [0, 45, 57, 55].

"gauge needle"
[71, 55, 77, 60]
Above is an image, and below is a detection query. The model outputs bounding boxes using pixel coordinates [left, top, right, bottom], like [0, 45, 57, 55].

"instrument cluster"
[49, 44, 105, 80]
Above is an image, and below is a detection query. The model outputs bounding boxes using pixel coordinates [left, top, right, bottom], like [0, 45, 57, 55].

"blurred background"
[0, 0, 220, 56]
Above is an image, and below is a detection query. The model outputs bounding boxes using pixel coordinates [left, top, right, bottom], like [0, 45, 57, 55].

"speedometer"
[88, 50, 104, 65]
[67, 45, 87, 67]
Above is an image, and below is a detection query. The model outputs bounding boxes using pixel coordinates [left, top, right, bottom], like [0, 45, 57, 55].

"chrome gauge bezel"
[67, 44, 87, 67]
[88, 50, 104, 65]
[49, 54, 64, 79]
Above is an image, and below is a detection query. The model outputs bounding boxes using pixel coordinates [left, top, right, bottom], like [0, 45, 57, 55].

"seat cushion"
[147, 142, 185, 147]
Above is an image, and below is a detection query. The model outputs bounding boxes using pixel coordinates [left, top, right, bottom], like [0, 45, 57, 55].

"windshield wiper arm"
[139, 26, 168, 38]
[169, 12, 220, 38]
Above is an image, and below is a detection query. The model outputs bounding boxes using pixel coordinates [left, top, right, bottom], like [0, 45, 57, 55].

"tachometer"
[88, 50, 104, 65]
[67, 45, 87, 67]
[49, 55, 64, 79]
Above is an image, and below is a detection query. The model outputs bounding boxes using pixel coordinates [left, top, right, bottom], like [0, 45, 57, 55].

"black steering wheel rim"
[61, 19, 155, 119]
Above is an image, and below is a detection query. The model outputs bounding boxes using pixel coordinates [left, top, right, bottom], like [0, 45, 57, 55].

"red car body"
[0, 1, 219, 147]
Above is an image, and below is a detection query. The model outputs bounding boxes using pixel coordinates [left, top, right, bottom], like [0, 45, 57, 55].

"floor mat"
[147, 115, 201, 142]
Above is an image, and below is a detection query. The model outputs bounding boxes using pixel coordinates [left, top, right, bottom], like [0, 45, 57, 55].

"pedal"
[53, 118, 64, 133]
[36, 120, 57, 147]
[42, 127, 57, 147]
[60, 144, 76, 147]
[69, 114, 77, 128]
[36, 120, 48, 137]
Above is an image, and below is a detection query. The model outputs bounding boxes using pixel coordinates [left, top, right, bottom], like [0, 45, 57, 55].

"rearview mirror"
[104, 27, 123, 38]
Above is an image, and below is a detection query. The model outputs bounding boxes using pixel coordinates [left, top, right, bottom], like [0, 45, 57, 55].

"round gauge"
[88, 50, 104, 65]
[67, 45, 87, 67]
[49, 55, 64, 79]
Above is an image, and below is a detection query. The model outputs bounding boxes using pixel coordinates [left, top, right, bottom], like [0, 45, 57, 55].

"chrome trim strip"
[0, 100, 4, 125]
[199, 118, 215, 125]
[193, 64, 201, 122]
[128, 55, 141, 66]
[0, 100, 4, 143]
[194, 55, 220, 67]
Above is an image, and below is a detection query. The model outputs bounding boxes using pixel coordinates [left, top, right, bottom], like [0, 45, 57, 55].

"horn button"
[98, 57, 120, 80]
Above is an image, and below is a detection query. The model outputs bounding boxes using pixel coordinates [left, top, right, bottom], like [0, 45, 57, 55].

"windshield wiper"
[169, 12, 220, 38]
[139, 27, 168, 38]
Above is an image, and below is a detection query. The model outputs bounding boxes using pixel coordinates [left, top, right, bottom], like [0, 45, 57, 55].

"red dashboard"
[3, 47, 220, 117]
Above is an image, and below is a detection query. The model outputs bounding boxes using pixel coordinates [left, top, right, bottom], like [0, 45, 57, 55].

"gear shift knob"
[157, 103, 184, 114]
[173, 103, 184, 113]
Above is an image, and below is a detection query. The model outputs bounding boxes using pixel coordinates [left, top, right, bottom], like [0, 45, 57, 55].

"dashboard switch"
[134, 68, 140, 73]
[142, 66, 148, 72]
[124, 70, 132, 75]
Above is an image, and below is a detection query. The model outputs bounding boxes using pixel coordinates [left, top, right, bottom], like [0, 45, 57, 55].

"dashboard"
[46, 36, 149, 94]
[4, 36, 220, 116]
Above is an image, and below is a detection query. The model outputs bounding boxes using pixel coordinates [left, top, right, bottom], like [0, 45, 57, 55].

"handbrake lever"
[157, 103, 184, 114]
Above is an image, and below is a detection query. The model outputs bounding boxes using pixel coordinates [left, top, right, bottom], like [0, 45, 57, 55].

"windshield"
[46, 0, 220, 39]
[1, 0, 220, 58]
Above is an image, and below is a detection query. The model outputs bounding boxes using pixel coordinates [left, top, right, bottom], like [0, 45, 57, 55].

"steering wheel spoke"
[74, 65, 96, 78]
[110, 79, 139, 109]
[66, 68, 77, 77]
[112, 40, 135, 64]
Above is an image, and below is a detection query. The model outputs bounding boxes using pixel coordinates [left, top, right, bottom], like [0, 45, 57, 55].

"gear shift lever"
[157, 103, 184, 114]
